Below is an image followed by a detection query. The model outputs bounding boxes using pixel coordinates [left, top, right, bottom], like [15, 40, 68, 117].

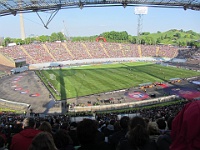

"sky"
[0, 6, 200, 39]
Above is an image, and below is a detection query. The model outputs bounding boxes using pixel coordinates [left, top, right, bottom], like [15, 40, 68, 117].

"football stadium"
[0, 1, 200, 149]
[1, 40, 200, 114]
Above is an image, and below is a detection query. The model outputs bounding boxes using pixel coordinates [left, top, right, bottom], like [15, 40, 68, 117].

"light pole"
[134, 7, 148, 44]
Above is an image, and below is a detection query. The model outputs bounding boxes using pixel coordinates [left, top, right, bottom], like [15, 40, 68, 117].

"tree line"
[1, 29, 200, 47]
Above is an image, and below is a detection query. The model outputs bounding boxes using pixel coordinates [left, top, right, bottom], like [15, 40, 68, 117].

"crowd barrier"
[69, 95, 179, 113]
[0, 98, 30, 111]
[29, 57, 173, 69]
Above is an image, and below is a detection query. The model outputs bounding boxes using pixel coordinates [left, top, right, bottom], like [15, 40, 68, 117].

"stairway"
[42, 44, 57, 61]
[100, 43, 110, 58]
[81, 43, 92, 58]
[0, 52, 15, 67]
[172, 49, 178, 58]
[20, 46, 36, 63]
[62, 43, 74, 59]
[156, 47, 159, 57]
[119, 43, 125, 57]
[137, 45, 142, 57]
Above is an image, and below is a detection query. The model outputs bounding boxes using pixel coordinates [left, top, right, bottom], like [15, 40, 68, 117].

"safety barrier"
[0, 98, 30, 111]
[29, 57, 173, 69]
[69, 95, 179, 112]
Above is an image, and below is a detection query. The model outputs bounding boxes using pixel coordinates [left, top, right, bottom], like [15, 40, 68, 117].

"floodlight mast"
[20, 13, 26, 40]
[63, 20, 71, 41]
[134, 7, 148, 44]
[19, 0, 26, 40]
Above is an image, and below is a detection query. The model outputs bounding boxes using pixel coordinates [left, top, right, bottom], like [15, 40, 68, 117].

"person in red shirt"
[170, 101, 200, 150]
[10, 117, 41, 150]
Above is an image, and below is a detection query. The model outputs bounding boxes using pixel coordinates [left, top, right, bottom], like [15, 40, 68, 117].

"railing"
[69, 95, 179, 112]
[0, 98, 30, 111]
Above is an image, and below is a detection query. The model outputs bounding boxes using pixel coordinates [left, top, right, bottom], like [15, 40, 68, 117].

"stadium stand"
[22, 44, 54, 64]
[0, 64, 13, 75]
[66, 41, 91, 60]
[0, 46, 26, 62]
[0, 99, 192, 150]
[140, 45, 156, 57]
[45, 42, 74, 61]
[0, 53, 15, 68]
[82, 42, 108, 59]
[0, 42, 187, 65]
[0, 41, 200, 150]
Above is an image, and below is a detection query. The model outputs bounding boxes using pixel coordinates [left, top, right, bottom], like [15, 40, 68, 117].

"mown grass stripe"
[37, 62, 200, 100]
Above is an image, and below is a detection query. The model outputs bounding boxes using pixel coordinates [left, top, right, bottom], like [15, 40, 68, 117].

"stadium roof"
[1, 0, 199, 29]
[0, 0, 200, 17]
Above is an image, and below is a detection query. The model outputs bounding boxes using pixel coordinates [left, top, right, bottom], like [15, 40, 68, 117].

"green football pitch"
[0, 71, 5, 75]
[0, 71, 5, 77]
[36, 62, 200, 100]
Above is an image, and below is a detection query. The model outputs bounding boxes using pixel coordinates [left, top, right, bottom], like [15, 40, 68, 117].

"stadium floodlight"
[134, 6, 148, 15]
[134, 6, 148, 44]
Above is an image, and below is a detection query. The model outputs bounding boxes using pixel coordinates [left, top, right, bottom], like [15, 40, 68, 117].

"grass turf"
[0, 71, 5, 75]
[36, 62, 200, 100]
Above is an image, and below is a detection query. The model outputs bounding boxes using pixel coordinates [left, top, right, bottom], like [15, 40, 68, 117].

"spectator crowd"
[0, 100, 199, 150]
[0, 41, 193, 65]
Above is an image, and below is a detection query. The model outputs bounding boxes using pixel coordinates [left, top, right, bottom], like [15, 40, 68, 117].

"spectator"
[102, 119, 115, 139]
[29, 132, 57, 150]
[117, 116, 157, 150]
[10, 117, 41, 150]
[0, 127, 7, 147]
[94, 120, 105, 143]
[170, 101, 200, 150]
[38, 121, 52, 134]
[77, 119, 110, 150]
[109, 116, 130, 150]
[157, 116, 174, 150]
[7, 120, 23, 149]
[68, 122, 79, 147]
[51, 118, 60, 134]
[156, 118, 167, 134]
[0, 135, 8, 150]
[53, 129, 74, 150]
[60, 122, 70, 131]
[147, 122, 160, 141]
[113, 121, 121, 132]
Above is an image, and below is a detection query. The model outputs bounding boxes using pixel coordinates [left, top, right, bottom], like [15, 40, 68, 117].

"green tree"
[189, 41, 200, 48]
[156, 37, 161, 44]
[3, 37, 13, 46]
[145, 36, 154, 45]
[128, 36, 136, 44]
[140, 38, 145, 44]
[174, 33, 181, 39]
[141, 32, 150, 35]
[50, 32, 59, 42]
[14, 38, 25, 45]
[184, 35, 189, 38]
[180, 41, 186, 47]
[57, 32, 66, 41]
[39, 35, 49, 42]
[190, 35, 194, 39]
